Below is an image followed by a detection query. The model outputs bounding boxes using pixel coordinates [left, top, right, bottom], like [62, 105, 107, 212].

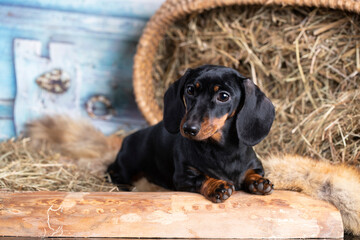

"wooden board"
[0, 190, 343, 238]
[0, 0, 165, 19]
[0, 100, 15, 139]
[0, 1, 165, 140]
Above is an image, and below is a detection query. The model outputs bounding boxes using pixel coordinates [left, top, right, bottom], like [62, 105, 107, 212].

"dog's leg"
[200, 176, 235, 203]
[174, 166, 235, 203]
[107, 159, 133, 188]
[107, 134, 149, 189]
[243, 169, 274, 195]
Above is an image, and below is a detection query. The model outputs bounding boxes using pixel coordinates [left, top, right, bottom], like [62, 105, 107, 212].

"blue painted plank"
[0, 29, 139, 67]
[0, 60, 16, 99]
[0, 2, 158, 139]
[0, 0, 165, 19]
[0, 28, 64, 99]
[0, 6, 147, 41]
[14, 40, 82, 136]
[0, 28, 137, 99]
[0, 119, 15, 141]
[78, 78, 140, 120]
[66, 40, 138, 69]
[0, 28, 59, 99]
[0, 100, 13, 118]
[13, 39, 146, 136]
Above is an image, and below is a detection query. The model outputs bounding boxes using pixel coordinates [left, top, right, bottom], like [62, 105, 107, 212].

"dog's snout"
[183, 122, 200, 136]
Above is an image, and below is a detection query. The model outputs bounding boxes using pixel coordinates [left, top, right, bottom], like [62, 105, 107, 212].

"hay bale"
[0, 138, 119, 192]
[152, 5, 360, 164]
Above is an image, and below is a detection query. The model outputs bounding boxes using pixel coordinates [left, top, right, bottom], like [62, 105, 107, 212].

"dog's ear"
[236, 79, 275, 146]
[163, 69, 192, 133]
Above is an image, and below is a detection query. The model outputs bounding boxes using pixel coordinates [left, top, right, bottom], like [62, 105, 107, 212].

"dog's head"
[163, 65, 275, 146]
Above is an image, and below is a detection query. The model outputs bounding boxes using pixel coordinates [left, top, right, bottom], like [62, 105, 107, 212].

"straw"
[152, 5, 360, 164]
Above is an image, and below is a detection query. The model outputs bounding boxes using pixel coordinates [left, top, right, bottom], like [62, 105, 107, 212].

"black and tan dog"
[107, 65, 275, 202]
[25, 65, 360, 233]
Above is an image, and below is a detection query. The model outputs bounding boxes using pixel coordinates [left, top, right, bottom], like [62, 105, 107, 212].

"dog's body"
[108, 121, 263, 192]
[107, 65, 274, 202]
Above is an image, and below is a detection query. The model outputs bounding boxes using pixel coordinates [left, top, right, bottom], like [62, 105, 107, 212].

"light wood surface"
[0, 190, 343, 238]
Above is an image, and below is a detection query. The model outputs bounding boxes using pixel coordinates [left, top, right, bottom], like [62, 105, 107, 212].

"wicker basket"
[133, 0, 360, 125]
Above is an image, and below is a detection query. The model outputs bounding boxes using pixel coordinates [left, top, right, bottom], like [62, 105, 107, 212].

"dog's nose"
[183, 123, 200, 136]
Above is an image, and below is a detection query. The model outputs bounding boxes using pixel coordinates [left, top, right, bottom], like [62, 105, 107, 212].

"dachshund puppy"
[107, 65, 275, 203]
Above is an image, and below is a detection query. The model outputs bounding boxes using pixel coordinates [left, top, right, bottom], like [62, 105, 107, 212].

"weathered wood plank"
[0, 0, 165, 19]
[0, 191, 343, 238]
[0, 119, 15, 140]
[0, 100, 15, 140]
[13, 39, 80, 136]
[13, 39, 146, 136]
[0, 60, 16, 99]
[0, 27, 139, 100]
[0, 6, 147, 41]
[0, 100, 13, 118]
[0, 3, 153, 139]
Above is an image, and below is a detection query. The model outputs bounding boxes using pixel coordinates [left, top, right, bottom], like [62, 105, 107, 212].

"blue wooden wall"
[0, 0, 165, 140]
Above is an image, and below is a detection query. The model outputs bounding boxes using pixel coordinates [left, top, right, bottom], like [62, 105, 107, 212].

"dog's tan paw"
[200, 177, 235, 203]
[247, 177, 274, 195]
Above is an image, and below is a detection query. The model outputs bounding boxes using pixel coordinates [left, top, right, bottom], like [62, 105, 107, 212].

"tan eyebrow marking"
[195, 82, 200, 88]
[214, 85, 219, 92]
[229, 110, 236, 118]
[182, 95, 187, 108]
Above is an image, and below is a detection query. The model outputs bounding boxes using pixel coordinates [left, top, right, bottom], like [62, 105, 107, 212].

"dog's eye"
[186, 85, 195, 96]
[217, 92, 230, 102]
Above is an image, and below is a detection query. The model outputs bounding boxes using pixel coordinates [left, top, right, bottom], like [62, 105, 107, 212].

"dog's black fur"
[107, 65, 275, 202]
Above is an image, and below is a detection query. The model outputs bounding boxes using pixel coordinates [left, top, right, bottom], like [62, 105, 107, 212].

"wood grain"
[0, 1, 157, 140]
[0, 0, 165, 19]
[0, 190, 343, 238]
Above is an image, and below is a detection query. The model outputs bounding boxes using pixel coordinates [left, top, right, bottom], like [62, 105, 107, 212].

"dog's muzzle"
[182, 122, 200, 136]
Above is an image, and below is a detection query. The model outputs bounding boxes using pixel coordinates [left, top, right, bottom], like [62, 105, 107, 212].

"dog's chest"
[188, 144, 247, 183]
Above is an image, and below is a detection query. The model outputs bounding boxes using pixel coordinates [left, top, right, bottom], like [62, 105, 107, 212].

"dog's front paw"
[200, 177, 235, 203]
[247, 177, 274, 195]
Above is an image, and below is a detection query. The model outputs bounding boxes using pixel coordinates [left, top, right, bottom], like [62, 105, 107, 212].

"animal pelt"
[25, 115, 360, 235]
[24, 115, 121, 175]
[262, 155, 360, 235]
[24, 115, 163, 191]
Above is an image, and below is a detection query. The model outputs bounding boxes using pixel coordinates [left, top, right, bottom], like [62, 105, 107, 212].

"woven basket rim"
[133, 0, 360, 125]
